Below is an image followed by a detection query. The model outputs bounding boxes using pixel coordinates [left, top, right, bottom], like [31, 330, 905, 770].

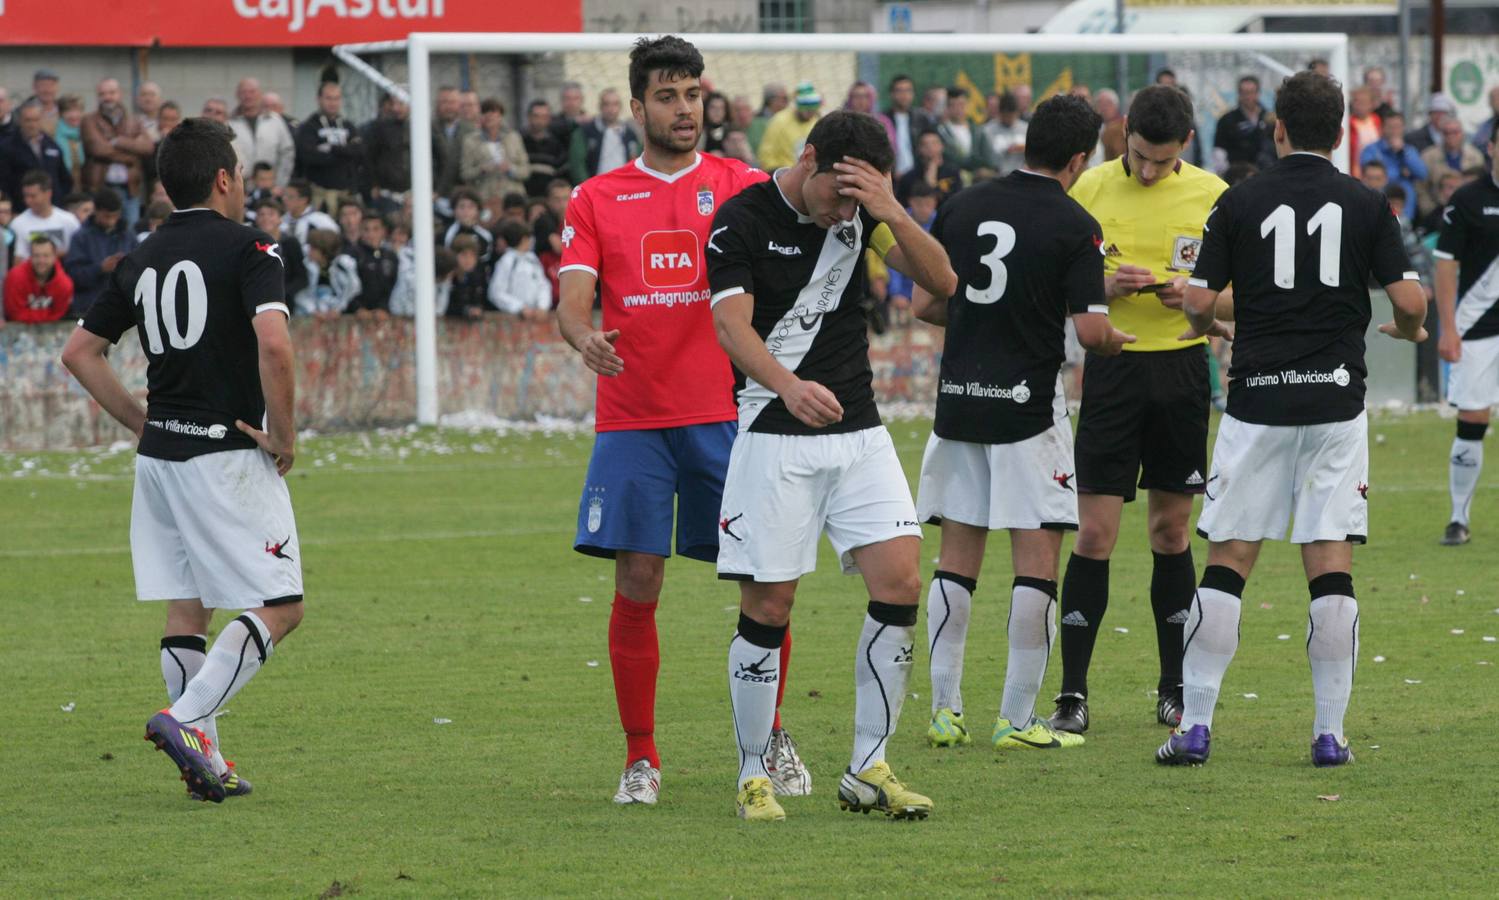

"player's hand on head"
[236, 419, 295, 477]
[581, 328, 624, 377]
[1437, 329, 1462, 361]
[1106, 264, 1156, 300]
[1378, 320, 1429, 344]
[1155, 276, 1189, 308]
[833, 157, 902, 223]
[783, 378, 843, 429]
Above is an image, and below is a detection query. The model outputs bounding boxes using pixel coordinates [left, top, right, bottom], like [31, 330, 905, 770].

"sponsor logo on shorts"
[1357, 482, 1369, 500]
[1186, 470, 1204, 486]
[735, 651, 778, 683]
[1052, 470, 1075, 491]
[720, 512, 745, 541]
[265, 536, 294, 561]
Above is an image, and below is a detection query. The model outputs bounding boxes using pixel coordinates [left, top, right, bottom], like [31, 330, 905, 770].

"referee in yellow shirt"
[1049, 86, 1229, 735]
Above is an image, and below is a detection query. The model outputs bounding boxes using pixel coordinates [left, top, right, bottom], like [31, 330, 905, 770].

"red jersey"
[4, 260, 73, 323]
[561, 153, 767, 431]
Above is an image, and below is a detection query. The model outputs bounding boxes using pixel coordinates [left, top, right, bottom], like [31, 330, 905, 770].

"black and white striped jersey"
[1435, 174, 1499, 342]
[706, 174, 882, 435]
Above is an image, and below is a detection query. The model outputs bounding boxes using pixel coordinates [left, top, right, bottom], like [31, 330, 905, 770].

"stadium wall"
[0, 319, 941, 451]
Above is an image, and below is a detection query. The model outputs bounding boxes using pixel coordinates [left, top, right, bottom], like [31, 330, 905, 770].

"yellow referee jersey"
[1069, 157, 1227, 351]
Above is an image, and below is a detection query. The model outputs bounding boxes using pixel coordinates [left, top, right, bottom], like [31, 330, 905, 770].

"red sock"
[608, 592, 660, 769]
[772, 625, 791, 731]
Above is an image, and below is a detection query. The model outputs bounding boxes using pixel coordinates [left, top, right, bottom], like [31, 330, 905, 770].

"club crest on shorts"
[697, 183, 714, 216]
[1171, 235, 1202, 271]
[587, 495, 604, 533]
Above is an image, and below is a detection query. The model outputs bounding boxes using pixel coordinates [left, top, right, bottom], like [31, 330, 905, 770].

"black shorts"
[1075, 346, 1210, 502]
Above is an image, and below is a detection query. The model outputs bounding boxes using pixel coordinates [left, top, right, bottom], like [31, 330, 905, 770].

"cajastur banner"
[0, 0, 581, 45]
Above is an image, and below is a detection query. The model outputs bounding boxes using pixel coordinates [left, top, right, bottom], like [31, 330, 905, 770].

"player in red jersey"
[556, 35, 808, 805]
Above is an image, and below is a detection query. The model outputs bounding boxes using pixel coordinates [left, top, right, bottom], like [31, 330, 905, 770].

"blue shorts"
[574, 421, 736, 562]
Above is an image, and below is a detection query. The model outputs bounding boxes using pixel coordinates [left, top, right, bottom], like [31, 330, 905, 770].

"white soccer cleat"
[612, 759, 660, 805]
[764, 727, 812, 796]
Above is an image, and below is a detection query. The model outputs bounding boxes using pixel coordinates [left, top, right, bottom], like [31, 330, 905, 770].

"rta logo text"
[639, 230, 699, 289]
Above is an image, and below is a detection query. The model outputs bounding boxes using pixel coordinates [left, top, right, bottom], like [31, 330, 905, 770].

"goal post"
[335, 31, 1351, 426]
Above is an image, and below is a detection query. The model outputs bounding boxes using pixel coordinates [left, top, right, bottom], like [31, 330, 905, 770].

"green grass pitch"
[1, 412, 1496, 896]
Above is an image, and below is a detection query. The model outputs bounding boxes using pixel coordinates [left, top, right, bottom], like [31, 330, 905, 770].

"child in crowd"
[447, 234, 488, 319]
[245, 162, 278, 223]
[488, 220, 552, 320]
[444, 189, 494, 269]
[389, 246, 457, 317]
[295, 228, 361, 318]
[137, 200, 173, 242]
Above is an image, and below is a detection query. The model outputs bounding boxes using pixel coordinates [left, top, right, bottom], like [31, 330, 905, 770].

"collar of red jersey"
[632, 153, 702, 183]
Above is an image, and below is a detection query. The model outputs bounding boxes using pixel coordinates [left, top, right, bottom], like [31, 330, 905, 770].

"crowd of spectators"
[1, 62, 1496, 333]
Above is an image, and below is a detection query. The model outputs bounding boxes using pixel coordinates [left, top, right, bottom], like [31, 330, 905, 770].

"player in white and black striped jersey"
[707, 111, 956, 821]
[1169, 72, 1428, 768]
[62, 117, 305, 802]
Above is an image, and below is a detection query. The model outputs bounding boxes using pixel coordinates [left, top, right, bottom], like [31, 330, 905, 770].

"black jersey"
[705, 176, 883, 435]
[81, 209, 288, 461]
[1188, 153, 1417, 426]
[931, 171, 1104, 444]
[1434, 174, 1499, 341]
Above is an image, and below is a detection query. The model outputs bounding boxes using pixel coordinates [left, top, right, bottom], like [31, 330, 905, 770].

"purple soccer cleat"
[1155, 724, 1211, 766]
[145, 710, 225, 803]
[1311, 734, 1354, 768]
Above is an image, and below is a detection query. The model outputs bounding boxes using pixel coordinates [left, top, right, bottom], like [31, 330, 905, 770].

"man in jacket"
[1360, 111, 1427, 214]
[1, 102, 72, 204]
[461, 98, 530, 202]
[1419, 117, 1485, 218]
[433, 85, 476, 198]
[63, 188, 134, 316]
[80, 78, 154, 228]
[296, 81, 365, 214]
[1212, 75, 1276, 174]
[568, 89, 640, 183]
[937, 86, 996, 179]
[229, 77, 296, 185]
[363, 91, 411, 213]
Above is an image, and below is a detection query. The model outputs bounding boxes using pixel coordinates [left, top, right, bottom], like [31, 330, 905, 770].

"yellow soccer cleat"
[993, 716, 1085, 750]
[837, 761, 932, 820]
[926, 708, 973, 748]
[736, 777, 786, 822]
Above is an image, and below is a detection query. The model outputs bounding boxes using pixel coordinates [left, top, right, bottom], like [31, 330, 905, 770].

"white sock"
[1308, 591, 1359, 741]
[1181, 570, 1243, 731]
[161, 635, 227, 775]
[168, 613, 272, 726]
[729, 616, 784, 786]
[850, 604, 917, 773]
[926, 572, 974, 715]
[999, 579, 1057, 727]
[1450, 437, 1484, 525]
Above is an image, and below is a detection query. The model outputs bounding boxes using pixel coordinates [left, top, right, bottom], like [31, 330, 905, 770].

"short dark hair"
[889, 74, 913, 91]
[1307, 58, 1329, 71]
[61, 191, 93, 210]
[1024, 94, 1103, 171]
[1382, 110, 1405, 124]
[252, 161, 274, 174]
[502, 191, 527, 210]
[546, 178, 572, 195]
[499, 220, 530, 247]
[804, 111, 895, 174]
[998, 92, 1019, 115]
[157, 117, 238, 208]
[946, 86, 968, 100]
[254, 196, 284, 214]
[29, 233, 56, 250]
[451, 234, 480, 256]
[160, 101, 180, 115]
[1275, 71, 1345, 153]
[1383, 184, 1407, 206]
[1126, 86, 1194, 145]
[20, 169, 52, 193]
[452, 188, 481, 208]
[1239, 75, 1261, 90]
[1362, 159, 1387, 173]
[906, 180, 936, 200]
[1223, 161, 1259, 186]
[145, 200, 173, 221]
[92, 188, 123, 212]
[1155, 68, 1177, 83]
[628, 35, 705, 102]
[306, 228, 344, 259]
[480, 98, 505, 116]
[434, 246, 458, 279]
[285, 178, 311, 200]
[527, 99, 550, 115]
[318, 80, 339, 97]
[338, 196, 363, 214]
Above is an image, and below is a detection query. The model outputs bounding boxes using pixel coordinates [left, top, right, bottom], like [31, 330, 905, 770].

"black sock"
[1150, 548, 1196, 695]
[1059, 553, 1109, 698]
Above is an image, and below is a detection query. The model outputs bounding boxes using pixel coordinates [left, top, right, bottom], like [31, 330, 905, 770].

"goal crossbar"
[334, 31, 1350, 425]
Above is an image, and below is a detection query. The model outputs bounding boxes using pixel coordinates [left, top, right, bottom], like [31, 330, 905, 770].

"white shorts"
[1447, 334, 1499, 411]
[916, 417, 1079, 532]
[716, 426, 922, 583]
[1197, 412, 1368, 545]
[131, 449, 303, 608]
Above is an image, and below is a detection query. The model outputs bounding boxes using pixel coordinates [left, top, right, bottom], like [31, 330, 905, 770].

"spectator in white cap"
[757, 80, 821, 170]
[1407, 92, 1456, 154]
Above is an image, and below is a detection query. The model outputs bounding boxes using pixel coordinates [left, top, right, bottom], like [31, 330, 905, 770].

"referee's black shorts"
[1075, 345, 1210, 502]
